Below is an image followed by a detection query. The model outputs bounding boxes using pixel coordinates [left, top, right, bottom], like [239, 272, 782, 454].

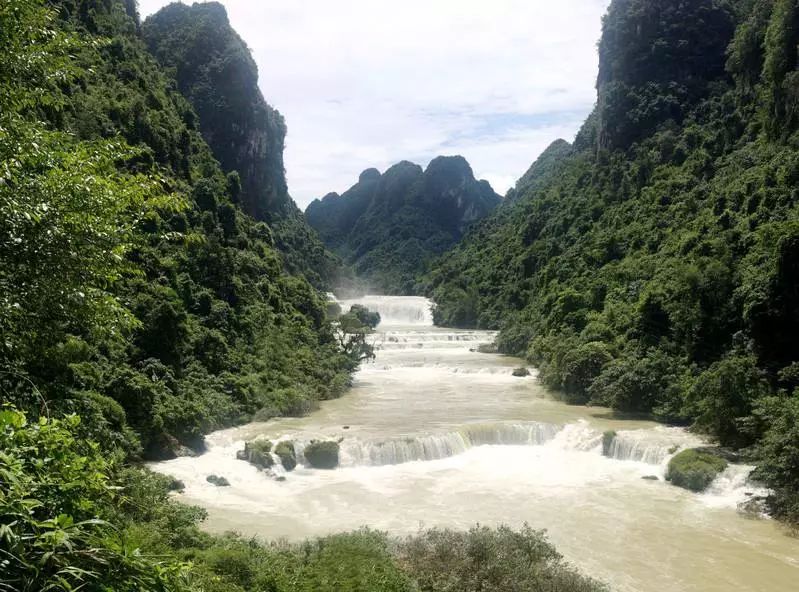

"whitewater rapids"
[152, 295, 799, 592]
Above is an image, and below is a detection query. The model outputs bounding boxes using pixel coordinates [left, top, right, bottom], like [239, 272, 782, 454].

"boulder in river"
[602, 430, 617, 457]
[665, 448, 727, 492]
[274, 440, 297, 471]
[304, 440, 340, 469]
[206, 474, 230, 487]
[512, 367, 530, 377]
[238, 439, 274, 470]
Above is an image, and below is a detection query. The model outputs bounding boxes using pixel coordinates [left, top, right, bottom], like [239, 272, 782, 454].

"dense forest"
[306, 156, 501, 294]
[0, 1, 607, 590]
[427, 0, 799, 525]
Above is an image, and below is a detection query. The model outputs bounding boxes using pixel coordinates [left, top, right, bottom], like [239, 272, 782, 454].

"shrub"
[666, 448, 728, 492]
[0, 407, 187, 591]
[396, 524, 608, 592]
[304, 440, 340, 469]
[683, 354, 770, 448]
[349, 304, 381, 329]
[751, 393, 799, 526]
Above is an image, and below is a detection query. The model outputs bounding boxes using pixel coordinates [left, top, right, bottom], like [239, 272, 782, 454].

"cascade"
[603, 427, 703, 465]
[335, 422, 561, 467]
[338, 295, 434, 326]
[701, 464, 770, 510]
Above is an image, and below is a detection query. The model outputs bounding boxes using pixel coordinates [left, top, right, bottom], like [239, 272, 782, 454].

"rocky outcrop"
[142, 2, 338, 287]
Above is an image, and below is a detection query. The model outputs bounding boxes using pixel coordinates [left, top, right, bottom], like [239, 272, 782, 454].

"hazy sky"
[137, 0, 610, 208]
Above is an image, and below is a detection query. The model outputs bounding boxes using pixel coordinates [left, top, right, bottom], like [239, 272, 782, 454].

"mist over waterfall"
[337, 295, 434, 326]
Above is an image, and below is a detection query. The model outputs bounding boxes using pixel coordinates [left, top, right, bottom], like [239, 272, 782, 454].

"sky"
[137, 0, 611, 208]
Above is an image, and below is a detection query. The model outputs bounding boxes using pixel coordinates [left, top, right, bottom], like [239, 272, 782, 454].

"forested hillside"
[142, 1, 338, 287]
[428, 0, 799, 524]
[306, 156, 501, 293]
[1, 0, 357, 463]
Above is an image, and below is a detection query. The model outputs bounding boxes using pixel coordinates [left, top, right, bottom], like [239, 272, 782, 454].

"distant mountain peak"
[305, 156, 499, 294]
[359, 168, 381, 183]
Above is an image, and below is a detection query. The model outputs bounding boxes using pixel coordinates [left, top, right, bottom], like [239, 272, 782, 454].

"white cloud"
[137, 0, 610, 207]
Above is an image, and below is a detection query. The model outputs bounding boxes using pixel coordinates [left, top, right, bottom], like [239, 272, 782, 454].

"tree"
[349, 304, 381, 329]
[0, 0, 176, 399]
[336, 311, 376, 363]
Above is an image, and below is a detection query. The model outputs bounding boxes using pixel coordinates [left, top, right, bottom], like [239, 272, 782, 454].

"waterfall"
[338, 295, 434, 326]
[285, 422, 708, 469]
[548, 420, 603, 452]
[603, 426, 703, 465]
[701, 465, 770, 510]
[334, 422, 561, 467]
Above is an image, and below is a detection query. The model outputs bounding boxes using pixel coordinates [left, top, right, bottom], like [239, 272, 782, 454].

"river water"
[152, 296, 799, 591]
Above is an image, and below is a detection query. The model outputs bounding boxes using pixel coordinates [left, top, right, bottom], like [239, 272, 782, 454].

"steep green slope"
[306, 155, 501, 294]
[2, 0, 358, 461]
[141, 1, 338, 288]
[428, 0, 799, 523]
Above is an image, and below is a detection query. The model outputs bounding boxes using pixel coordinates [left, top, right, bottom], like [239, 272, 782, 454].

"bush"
[0, 407, 186, 591]
[587, 350, 686, 417]
[666, 448, 728, 492]
[349, 304, 381, 329]
[192, 529, 413, 592]
[396, 524, 608, 592]
[683, 354, 770, 448]
[751, 393, 799, 526]
[304, 440, 340, 469]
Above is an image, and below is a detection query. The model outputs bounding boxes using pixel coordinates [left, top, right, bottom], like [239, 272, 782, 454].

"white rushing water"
[339, 294, 434, 326]
[152, 296, 799, 592]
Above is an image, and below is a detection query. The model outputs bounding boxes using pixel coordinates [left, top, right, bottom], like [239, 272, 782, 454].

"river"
[152, 295, 799, 592]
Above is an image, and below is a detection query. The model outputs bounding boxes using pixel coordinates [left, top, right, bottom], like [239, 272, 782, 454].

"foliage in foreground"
[0, 408, 188, 592]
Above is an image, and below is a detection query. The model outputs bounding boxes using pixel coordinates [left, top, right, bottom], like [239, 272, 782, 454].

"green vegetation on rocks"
[349, 304, 381, 329]
[274, 440, 297, 471]
[666, 449, 728, 492]
[238, 440, 274, 470]
[304, 440, 341, 469]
